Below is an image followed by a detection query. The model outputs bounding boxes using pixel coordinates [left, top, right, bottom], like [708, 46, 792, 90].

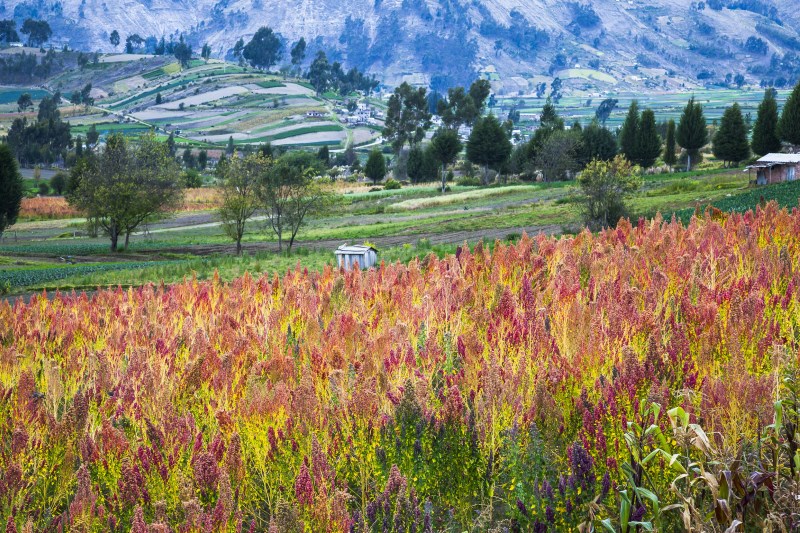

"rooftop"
[756, 153, 800, 164]
[335, 244, 378, 254]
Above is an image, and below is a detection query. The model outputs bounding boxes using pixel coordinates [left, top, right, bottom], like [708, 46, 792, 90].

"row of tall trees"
[0, 19, 51, 46]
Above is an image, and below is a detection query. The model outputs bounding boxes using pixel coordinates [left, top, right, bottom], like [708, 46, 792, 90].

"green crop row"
[0, 260, 183, 288]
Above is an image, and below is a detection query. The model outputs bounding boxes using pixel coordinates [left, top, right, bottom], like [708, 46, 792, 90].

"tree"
[578, 155, 642, 230]
[233, 38, 245, 61]
[734, 73, 745, 89]
[308, 51, 330, 94]
[155, 92, 162, 105]
[466, 115, 512, 185]
[201, 43, 212, 62]
[198, 149, 208, 170]
[581, 120, 617, 162]
[778, 81, 800, 147]
[383, 82, 432, 154]
[182, 148, 197, 169]
[86, 124, 99, 146]
[16, 93, 32, 112]
[595, 98, 618, 125]
[219, 152, 264, 255]
[258, 151, 331, 253]
[676, 97, 707, 170]
[6, 92, 71, 166]
[0, 20, 19, 43]
[50, 172, 67, 195]
[436, 79, 492, 130]
[243, 27, 282, 70]
[66, 133, 183, 251]
[174, 36, 192, 68]
[109, 30, 120, 50]
[20, 19, 51, 47]
[405, 146, 436, 184]
[317, 145, 330, 167]
[227, 136, 235, 155]
[634, 109, 662, 168]
[430, 128, 462, 193]
[712, 103, 750, 166]
[0, 144, 23, 238]
[365, 149, 387, 185]
[535, 130, 583, 182]
[619, 100, 640, 162]
[125, 33, 144, 54]
[751, 89, 781, 156]
[664, 119, 677, 169]
[290, 38, 306, 70]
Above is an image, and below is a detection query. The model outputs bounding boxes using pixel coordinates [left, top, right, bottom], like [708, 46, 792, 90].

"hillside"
[3, 0, 800, 93]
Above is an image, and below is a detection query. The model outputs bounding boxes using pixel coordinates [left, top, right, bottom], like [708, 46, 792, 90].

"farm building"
[746, 154, 800, 185]
[335, 244, 378, 270]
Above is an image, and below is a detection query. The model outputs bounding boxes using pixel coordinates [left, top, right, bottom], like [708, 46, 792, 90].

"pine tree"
[751, 89, 781, 156]
[466, 115, 512, 185]
[634, 109, 662, 168]
[0, 143, 24, 237]
[676, 97, 707, 170]
[619, 101, 639, 163]
[664, 120, 677, 169]
[712, 103, 750, 166]
[779, 81, 800, 146]
[365, 149, 386, 185]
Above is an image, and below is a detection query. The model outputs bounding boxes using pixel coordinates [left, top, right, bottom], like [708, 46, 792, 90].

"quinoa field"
[2, 203, 800, 531]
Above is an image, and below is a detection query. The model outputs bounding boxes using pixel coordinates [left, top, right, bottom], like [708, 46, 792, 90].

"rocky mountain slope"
[3, 0, 800, 93]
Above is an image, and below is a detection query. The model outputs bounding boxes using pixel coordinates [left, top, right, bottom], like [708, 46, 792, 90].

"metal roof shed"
[335, 244, 378, 270]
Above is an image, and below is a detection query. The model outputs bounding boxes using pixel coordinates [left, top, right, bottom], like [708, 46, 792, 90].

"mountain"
[3, 0, 800, 94]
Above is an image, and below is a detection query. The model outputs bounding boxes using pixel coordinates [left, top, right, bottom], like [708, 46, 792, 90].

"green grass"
[670, 180, 800, 223]
[256, 81, 284, 89]
[0, 260, 183, 289]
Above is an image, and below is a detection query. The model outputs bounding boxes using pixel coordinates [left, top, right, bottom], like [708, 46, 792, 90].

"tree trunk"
[236, 237, 242, 256]
[686, 153, 691, 172]
[110, 229, 119, 252]
[124, 231, 131, 250]
[441, 163, 447, 194]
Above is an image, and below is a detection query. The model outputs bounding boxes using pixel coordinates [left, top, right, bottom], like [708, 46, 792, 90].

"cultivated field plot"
[496, 88, 791, 130]
[2, 204, 800, 531]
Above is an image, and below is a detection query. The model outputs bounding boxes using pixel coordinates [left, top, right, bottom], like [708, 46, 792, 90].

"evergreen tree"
[751, 89, 781, 156]
[466, 115, 512, 185]
[365, 149, 386, 185]
[619, 100, 639, 162]
[676, 97, 707, 170]
[406, 146, 426, 184]
[226, 136, 235, 155]
[167, 132, 176, 156]
[155, 92, 162, 105]
[0, 144, 24, 238]
[317, 145, 330, 167]
[634, 109, 662, 168]
[664, 120, 677, 169]
[290, 38, 306, 69]
[712, 103, 750, 166]
[778, 81, 800, 146]
[109, 30, 120, 49]
[581, 120, 617, 162]
[198, 149, 208, 170]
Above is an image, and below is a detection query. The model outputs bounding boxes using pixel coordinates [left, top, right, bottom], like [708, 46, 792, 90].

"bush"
[384, 178, 402, 190]
[456, 175, 482, 187]
[38, 182, 50, 196]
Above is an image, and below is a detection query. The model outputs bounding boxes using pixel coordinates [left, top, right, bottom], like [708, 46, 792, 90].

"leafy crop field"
[2, 203, 799, 531]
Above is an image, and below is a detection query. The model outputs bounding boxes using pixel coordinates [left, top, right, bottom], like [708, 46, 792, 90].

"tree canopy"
[778, 81, 800, 146]
[20, 19, 51, 47]
[365, 149, 387, 185]
[0, 144, 23, 238]
[243, 27, 283, 71]
[712, 103, 750, 166]
[466, 115, 512, 184]
[751, 89, 782, 156]
[66, 133, 183, 251]
[219, 152, 265, 255]
[430, 128, 463, 192]
[676, 97, 708, 170]
[383, 82, 432, 154]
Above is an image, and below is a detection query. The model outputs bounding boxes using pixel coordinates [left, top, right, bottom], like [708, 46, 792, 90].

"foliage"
[578, 155, 642, 229]
[635, 109, 662, 168]
[436, 80, 491, 130]
[751, 89, 782, 156]
[243, 27, 283, 70]
[383, 178, 402, 190]
[383, 82, 432, 154]
[677, 97, 708, 170]
[0, 144, 23, 237]
[258, 151, 331, 252]
[430, 128, 463, 192]
[778, 81, 800, 146]
[664, 120, 677, 168]
[712, 103, 750, 165]
[466, 115, 512, 184]
[218, 152, 265, 255]
[66, 133, 183, 251]
[581, 120, 618, 162]
[364, 149, 387, 185]
[6, 92, 71, 166]
[535, 129, 583, 182]
[3, 204, 800, 530]
[19, 18, 51, 47]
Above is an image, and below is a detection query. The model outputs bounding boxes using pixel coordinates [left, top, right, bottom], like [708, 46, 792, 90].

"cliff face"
[4, 0, 800, 92]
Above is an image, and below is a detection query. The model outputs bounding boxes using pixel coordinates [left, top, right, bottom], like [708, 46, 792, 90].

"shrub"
[383, 178, 402, 190]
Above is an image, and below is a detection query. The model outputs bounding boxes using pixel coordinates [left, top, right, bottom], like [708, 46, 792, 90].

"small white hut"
[335, 244, 378, 270]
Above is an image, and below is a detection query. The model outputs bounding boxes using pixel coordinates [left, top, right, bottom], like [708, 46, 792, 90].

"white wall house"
[335, 244, 378, 270]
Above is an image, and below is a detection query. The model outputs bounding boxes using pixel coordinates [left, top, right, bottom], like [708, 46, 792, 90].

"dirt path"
[146, 224, 562, 256]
